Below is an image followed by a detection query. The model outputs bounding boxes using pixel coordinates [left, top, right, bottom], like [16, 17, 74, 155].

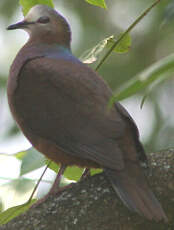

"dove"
[7, 4, 167, 221]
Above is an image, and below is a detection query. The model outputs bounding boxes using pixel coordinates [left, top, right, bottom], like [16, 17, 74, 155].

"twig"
[28, 161, 51, 203]
[95, 0, 161, 71]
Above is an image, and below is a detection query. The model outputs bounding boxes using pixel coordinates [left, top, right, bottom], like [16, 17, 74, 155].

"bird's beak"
[7, 20, 35, 30]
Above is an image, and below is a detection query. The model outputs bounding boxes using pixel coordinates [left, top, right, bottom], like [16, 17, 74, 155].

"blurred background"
[0, 0, 174, 211]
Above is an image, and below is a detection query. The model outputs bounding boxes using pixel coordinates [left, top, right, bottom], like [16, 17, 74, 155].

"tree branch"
[0, 149, 173, 230]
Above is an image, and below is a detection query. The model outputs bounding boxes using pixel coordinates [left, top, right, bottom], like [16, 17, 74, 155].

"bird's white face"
[7, 4, 71, 46]
[25, 5, 52, 23]
[23, 5, 54, 35]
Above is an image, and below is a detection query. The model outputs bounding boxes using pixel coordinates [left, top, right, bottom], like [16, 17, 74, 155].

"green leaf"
[0, 200, 36, 225]
[161, 1, 174, 26]
[15, 151, 27, 160]
[86, 0, 107, 9]
[46, 160, 83, 181]
[64, 167, 84, 181]
[19, 0, 54, 16]
[0, 178, 36, 211]
[107, 33, 131, 54]
[0, 200, 3, 213]
[80, 34, 131, 64]
[20, 148, 45, 176]
[46, 159, 103, 181]
[64, 168, 102, 180]
[109, 53, 174, 106]
[45, 159, 59, 173]
[90, 168, 103, 176]
[4, 178, 35, 194]
[95, 1, 160, 71]
[80, 36, 113, 64]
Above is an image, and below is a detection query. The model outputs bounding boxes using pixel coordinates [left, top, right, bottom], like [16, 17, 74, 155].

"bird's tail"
[104, 161, 168, 222]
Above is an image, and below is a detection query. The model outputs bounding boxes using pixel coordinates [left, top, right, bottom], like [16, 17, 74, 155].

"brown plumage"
[7, 4, 167, 221]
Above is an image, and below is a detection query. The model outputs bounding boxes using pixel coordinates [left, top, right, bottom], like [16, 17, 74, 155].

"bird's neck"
[21, 41, 72, 60]
[28, 32, 71, 50]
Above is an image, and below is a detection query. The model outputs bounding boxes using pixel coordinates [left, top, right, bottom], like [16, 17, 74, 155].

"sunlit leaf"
[0, 200, 3, 213]
[109, 53, 174, 106]
[0, 178, 35, 212]
[6, 178, 35, 194]
[45, 159, 59, 173]
[47, 159, 103, 181]
[107, 33, 131, 53]
[86, 0, 107, 9]
[80, 34, 131, 64]
[90, 168, 103, 176]
[0, 200, 36, 225]
[46, 160, 83, 182]
[80, 36, 112, 64]
[20, 148, 45, 176]
[19, 0, 54, 16]
[64, 167, 84, 181]
[15, 151, 27, 160]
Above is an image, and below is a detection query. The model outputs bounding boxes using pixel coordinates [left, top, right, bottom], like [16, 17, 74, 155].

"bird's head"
[7, 5, 71, 48]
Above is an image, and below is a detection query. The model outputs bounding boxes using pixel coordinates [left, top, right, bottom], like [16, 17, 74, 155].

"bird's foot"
[31, 183, 74, 208]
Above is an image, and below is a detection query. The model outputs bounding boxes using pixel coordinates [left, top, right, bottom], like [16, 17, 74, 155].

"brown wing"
[114, 103, 147, 164]
[14, 56, 142, 170]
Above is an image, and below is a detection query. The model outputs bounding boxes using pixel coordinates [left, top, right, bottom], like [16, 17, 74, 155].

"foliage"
[19, 148, 45, 176]
[20, 0, 106, 16]
[85, 0, 107, 9]
[162, 0, 174, 26]
[109, 53, 174, 106]
[0, 200, 36, 225]
[19, 0, 54, 15]
[80, 34, 131, 64]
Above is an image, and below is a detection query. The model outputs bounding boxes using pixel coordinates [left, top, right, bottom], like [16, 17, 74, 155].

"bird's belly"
[9, 92, 100, 169]
[33, 135, 100, 168]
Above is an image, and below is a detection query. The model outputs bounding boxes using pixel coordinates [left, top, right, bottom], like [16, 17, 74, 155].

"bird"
[7, 4, 167, 221]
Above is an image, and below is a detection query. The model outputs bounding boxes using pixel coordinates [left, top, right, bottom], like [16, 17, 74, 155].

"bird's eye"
[37, 16, 50, 24]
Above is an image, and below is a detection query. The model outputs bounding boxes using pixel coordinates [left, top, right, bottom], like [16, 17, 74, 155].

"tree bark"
[0, 149, 173, 230]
